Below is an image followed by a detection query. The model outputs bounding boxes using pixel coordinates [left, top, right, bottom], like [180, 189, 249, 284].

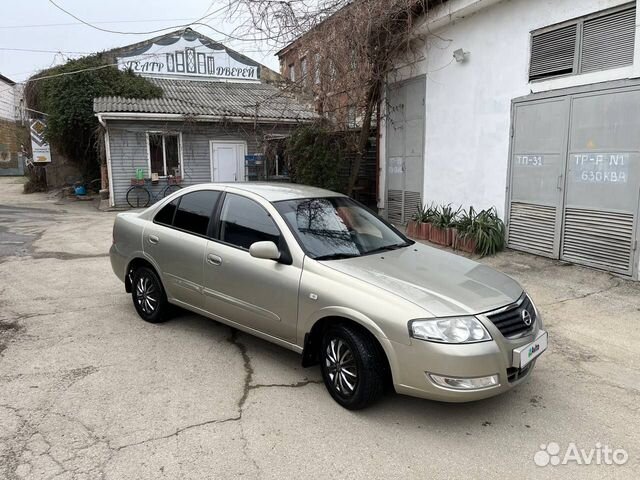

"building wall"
[106, 119, 297, 207]
[0, 79, 16, 121]
[382, 0, 638, 216]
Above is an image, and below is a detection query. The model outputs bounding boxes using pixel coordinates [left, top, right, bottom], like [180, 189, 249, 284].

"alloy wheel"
[135, 275, 158, 315]
[325, 338, 358, 396]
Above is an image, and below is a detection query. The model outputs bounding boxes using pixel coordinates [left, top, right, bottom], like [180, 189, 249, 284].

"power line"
[47, 0, 231, 35]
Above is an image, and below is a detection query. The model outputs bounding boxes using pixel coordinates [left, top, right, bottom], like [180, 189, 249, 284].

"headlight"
[409, 316, 492, 343]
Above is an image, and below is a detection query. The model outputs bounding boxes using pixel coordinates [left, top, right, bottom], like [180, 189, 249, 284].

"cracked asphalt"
[0, 176, 639, 479]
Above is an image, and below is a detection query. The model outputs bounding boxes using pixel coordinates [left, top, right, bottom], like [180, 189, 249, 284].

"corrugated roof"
[94, 77, 316, 121]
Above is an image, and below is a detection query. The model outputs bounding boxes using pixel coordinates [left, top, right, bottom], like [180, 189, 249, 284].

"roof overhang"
[95, 111, 314, 125]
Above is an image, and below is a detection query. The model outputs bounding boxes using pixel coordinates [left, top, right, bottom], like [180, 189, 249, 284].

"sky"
[0, 0, 282, 84]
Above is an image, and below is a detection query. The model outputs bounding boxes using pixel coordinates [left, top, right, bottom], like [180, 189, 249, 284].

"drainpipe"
[97, 114, 115, 208]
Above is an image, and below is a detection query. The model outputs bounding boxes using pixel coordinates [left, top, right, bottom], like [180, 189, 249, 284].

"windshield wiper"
[364, 242, 412, 255]
[314, 252, 361, 261]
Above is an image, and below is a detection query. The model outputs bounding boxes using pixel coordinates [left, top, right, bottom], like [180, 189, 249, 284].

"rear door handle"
[148, 235, 159, 245]
[207, 253, 222, 266]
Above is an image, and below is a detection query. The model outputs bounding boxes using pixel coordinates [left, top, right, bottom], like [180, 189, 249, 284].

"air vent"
[529, 24, 577, 81]
[403, 191, 422, 225]
[562, 207, 634, 275]
[581, 7, 635, 73]
[387, 189, 403, 224]
[508, 202, 557, 256]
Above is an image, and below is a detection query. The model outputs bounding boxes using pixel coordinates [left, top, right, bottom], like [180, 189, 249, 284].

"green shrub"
[285, 124, 345, 192]
[456, 206, 505, 256]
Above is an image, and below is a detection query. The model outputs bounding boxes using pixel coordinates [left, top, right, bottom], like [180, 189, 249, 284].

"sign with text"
[30, 119, 51, 163]
[572, 153, 628, 184]
[116, 34, 259, 81]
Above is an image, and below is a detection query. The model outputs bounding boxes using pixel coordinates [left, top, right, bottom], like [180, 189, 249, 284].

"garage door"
[508, 85, 639, 277]
[386, 76, 425, 224]
[562, 89, 640, 275]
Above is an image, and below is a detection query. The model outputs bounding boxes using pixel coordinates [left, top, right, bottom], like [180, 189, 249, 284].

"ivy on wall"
[26, 54, 163, 178]
[285, 123, 346, 192]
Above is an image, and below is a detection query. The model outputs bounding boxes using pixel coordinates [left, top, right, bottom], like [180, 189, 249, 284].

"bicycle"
[126, 176, 182, 208]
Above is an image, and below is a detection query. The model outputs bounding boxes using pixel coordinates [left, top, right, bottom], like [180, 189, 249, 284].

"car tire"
[131, 266, 169, 323]
[320, 324, 386, 410]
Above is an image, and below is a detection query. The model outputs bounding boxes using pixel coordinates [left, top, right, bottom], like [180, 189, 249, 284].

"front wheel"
[320, 324, 386, 410]
[163, 184, 181, 198]
[131, 267, 169, 323]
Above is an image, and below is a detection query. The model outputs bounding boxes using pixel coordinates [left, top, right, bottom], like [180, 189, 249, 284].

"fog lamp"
[428, 373, 499, 390]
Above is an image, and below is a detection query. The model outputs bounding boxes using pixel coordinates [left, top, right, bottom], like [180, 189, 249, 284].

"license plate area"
[512, 330, 548, 368]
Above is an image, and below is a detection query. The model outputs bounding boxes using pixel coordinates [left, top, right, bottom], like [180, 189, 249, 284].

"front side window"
[148, 133, 180, 177]
[275, 197, 411, 259]
[219, 194, 280, 249]
[172, 190, 221, 236]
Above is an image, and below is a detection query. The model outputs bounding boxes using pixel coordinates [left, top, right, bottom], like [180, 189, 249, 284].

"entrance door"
[385, 76, 425, 224]
[507, 98, 570, 257]
[561, 89, 640, 275]
[210, 142, 244, 182]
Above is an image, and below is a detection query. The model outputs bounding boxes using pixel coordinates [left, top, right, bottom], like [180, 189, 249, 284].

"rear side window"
[154, 199, 178, 226]
[219, 193, 280, 249]
[173, 190, 221, 236]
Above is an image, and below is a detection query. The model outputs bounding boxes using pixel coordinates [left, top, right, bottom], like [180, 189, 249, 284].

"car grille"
[485, 295, 536, 338]
[507, 363, 533, 383]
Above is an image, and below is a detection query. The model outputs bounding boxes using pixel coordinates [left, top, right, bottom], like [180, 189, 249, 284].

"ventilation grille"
[562, 207, 634, 274]
[387, 189, 403, 224]
[508, 202, 557, 256]
[403, 191, 422, 225]
[581, 7, 635, 73]
[529, 24, 577, 81]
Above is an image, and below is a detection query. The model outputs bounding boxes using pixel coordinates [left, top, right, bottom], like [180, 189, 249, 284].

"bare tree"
[229, 0, 434, 195]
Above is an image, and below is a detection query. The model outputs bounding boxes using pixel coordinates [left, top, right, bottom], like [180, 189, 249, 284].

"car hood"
[321, 243, 523, 317]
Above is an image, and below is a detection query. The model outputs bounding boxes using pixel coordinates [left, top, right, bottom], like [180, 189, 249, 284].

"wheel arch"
[301, 315, 395, 386]
[125, 256, 161, 293]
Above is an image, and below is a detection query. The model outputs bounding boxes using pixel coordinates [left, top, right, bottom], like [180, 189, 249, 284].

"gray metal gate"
[508, 98, 569, 257]
[508, 82, 640, 278]
[386, 76, 425, 224]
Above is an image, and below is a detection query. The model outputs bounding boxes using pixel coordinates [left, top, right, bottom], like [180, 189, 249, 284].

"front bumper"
[389, 325, 546, 403]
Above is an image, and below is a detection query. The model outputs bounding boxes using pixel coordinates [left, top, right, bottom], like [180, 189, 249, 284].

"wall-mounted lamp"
[453, 48, 470, 63]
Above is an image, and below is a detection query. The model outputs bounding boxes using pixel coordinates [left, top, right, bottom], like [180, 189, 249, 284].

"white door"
[210, 142, 244, 182]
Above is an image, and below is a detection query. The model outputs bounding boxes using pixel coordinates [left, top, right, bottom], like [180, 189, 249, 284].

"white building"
[381, 0, 640, 279]
[0, 73, 24, 176]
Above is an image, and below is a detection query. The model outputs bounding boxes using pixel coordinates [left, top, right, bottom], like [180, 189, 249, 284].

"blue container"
[75, 185, 86, 196]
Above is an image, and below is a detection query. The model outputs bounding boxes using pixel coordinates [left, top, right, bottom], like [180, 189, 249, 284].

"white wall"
[0, 79, 16, 121]
[383, 0, 637, 216]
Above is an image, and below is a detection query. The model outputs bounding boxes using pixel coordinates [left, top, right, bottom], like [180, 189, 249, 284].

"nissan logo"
[521, 309, 533, 326]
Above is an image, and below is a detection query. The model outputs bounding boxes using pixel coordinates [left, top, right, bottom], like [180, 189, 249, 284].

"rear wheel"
[320, 324, 385, 410]
[131, 267, 169, 323]
[126, 186, 150, 208]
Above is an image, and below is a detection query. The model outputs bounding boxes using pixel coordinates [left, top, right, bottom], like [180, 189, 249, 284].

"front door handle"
[207, 253, 222, 266]
[148, 235, 159, 245]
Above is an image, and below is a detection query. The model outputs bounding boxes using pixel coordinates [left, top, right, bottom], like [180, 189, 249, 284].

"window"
[314, 53, 321, 85]
[347, 106, 357, 128]
[529, 4, 635, 81]
[154, 199, 178, 226]
[173, 190, 221, 236]
[219, 194, 280, 249]
[300, 57, 308, 81]
[148, 133, 180, 177]
[288, 63, 296, 82]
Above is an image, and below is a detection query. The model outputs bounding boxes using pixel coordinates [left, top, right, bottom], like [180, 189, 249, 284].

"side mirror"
[249, 241, 281, 261]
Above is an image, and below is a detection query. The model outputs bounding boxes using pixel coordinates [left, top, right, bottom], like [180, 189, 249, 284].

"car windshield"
[274, 197, 412, 260]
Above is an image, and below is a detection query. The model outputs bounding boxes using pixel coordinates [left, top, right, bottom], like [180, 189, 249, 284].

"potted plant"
[453, 206, 478, 253]
[406, 204, 423, 238]
[406, 203, 436, 240]
[456, 207, 506, 256]
[429, 204, 460, 246]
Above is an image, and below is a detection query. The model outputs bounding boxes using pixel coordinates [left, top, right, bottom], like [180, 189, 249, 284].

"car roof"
[211, 182, 346, 202]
